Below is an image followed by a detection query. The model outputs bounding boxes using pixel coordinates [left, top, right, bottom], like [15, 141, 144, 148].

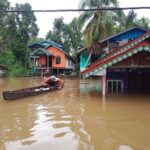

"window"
[56, 56, 61, 64]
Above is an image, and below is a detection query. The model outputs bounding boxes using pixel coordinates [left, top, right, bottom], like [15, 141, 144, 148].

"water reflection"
[0, 101, 38, 149]
[118, 145, 133, 150]
[0, 77, 150, 150]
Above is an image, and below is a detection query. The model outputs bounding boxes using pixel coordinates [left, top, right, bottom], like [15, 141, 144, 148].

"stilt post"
[102, 75, 106, 96]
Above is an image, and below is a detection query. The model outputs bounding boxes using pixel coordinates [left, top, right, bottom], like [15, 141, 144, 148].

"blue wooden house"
[79, 27, 150, 94]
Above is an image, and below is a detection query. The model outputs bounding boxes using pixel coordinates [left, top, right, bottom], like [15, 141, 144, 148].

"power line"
[1, 7, 150, 13]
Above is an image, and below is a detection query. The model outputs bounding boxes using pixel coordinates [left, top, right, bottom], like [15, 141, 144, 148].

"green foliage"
[0, 1, 39, 76]
[136, 16, 150, 28]
[78, 0, 124, 48]
[46, 17, 83, 55]
[125, 10, 137, 28]
[0, 50, 26, 76]
[0, 0, 9, 52]
[117, 10, 150, 32]
[5, 3, 39, 68]
[7, 62, 26, 76]
[28, 37, 44, 45]
[0, 51, 15, 66]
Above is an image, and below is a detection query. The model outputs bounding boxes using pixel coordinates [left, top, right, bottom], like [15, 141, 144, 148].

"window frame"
[56, 56, 61, 64]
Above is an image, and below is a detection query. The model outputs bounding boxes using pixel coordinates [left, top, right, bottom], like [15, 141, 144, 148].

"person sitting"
[42, 75, 64, 89]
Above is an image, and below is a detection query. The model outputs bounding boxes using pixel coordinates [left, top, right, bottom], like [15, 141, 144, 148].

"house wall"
[39, 55, 46, 66]
[107, 50, 150, 92]
[107, 70, 128, 92]
[80, 51, 90, 71]
[110, 51, 150, 68]
[109, 28, 146, 43]
[107, 68, 150, 91]
[108, 28, 147, 53]
[66, 58, 75, 70]
[47, 46, 66, 68]
[128, 71, 150, 90]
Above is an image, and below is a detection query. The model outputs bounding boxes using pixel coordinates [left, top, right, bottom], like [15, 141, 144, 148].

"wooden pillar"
[41, 69, 44, 79]
[34, 57, 36, 67]
[102, 95, 106, 112]
[51, 69, 53, 75]
[102, 75, 106, 96]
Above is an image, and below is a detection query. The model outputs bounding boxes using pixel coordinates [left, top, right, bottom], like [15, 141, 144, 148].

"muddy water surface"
[0, 77, 150, 150]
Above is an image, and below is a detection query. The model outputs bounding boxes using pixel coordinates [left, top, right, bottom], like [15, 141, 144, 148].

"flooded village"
[1, 0, 150, 150]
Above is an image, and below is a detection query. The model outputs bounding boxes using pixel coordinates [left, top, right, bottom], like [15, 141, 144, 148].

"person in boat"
[42, 75, 64, 89]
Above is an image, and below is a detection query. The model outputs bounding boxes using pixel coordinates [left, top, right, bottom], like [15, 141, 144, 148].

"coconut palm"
[78, 0, 125, 48]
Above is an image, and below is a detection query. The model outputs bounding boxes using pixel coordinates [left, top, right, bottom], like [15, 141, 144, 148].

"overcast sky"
[10, 0, 150, 38]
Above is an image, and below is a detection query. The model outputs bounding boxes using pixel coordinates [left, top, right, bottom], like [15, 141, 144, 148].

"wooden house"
[28, 40, 75, 75]
[79, 27, 150, 94]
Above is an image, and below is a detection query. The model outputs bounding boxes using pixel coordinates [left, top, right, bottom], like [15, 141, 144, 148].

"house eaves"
[30, 48, 53, 56]
[28, 43, 45, 48]
[99, 26, 149, 44]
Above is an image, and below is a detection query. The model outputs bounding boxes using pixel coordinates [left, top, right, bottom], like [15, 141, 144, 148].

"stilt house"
[79, 27, 150, 93]
[28, 40, 75, 75]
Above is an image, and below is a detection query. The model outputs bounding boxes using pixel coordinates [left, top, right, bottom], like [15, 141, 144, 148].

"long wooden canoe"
[3, 85, 58, 100]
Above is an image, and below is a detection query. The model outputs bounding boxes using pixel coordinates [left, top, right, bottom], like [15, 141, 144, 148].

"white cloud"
[10, 0, 80, 38]
[10, 0, 150, 38]
[119, 0, 150, 18]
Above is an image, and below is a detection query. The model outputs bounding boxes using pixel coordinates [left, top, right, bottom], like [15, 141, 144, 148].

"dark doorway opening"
[48, 56, 52, 67]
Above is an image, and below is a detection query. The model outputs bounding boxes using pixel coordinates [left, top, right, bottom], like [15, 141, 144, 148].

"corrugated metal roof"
[99, 26, 149, 43]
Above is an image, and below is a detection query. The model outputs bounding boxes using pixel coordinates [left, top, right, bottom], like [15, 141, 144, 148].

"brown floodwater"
[0, 77, 150, 150]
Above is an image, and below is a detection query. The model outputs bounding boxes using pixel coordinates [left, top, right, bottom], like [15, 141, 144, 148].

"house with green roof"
[28, 40, 75, 75]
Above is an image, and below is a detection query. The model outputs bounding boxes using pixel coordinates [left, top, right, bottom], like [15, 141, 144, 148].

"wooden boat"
[3, 85, 58, 100]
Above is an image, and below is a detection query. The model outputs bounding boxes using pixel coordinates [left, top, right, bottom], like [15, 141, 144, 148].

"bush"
[0, 51, 27, 76]
[7, 62, 26, 76]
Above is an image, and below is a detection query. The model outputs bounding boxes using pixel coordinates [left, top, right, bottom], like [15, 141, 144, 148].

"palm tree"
[117, 10, 150, 32]
[136, 17, 150, 29]
[78, 0, 124, 49]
